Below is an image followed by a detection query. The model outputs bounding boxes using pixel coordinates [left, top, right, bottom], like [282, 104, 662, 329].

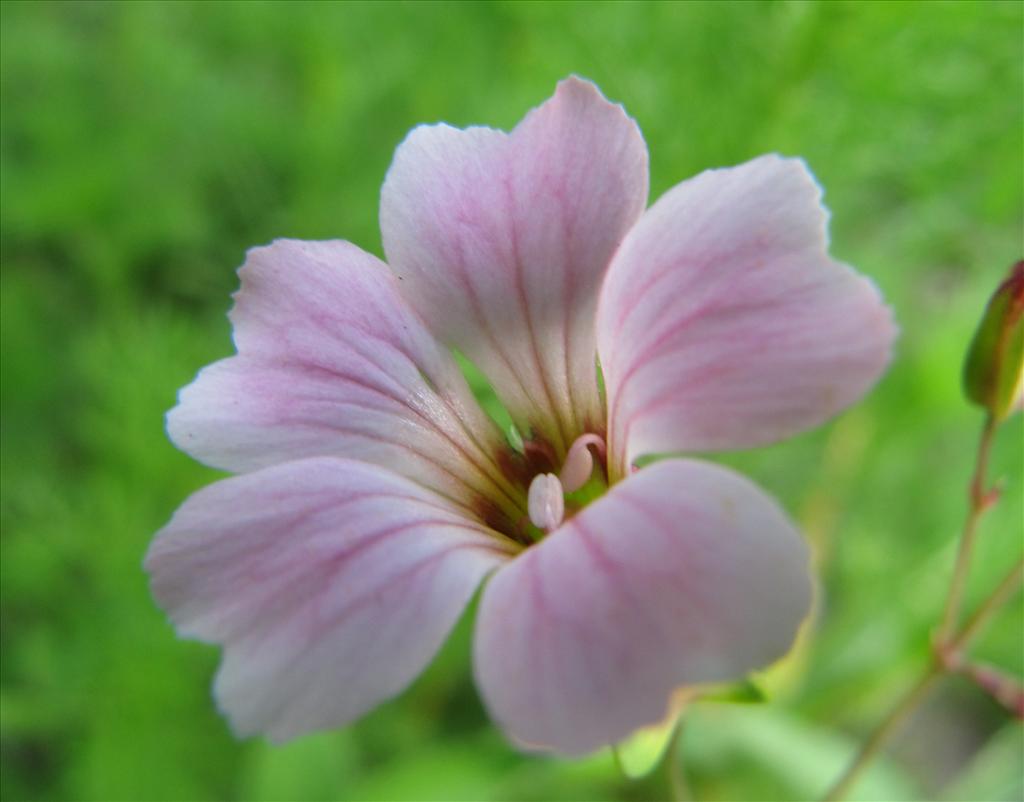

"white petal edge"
[381, 76, 648, 455]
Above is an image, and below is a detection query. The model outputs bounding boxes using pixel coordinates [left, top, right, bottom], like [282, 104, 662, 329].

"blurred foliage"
[1, 1, 1022, 800]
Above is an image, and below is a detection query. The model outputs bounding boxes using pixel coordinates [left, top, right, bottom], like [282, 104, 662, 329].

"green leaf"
[612, 679, 767, 779]
[612, 712, 681, 780]
[701, 678, 769, 705]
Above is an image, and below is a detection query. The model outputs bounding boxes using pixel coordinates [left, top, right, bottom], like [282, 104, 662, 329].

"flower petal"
[473, 458, 811, 755]
[597, 155, 896, 476]
[380, 77, 648, 455]
[168, 239, 524, 523]
[145, 457, 513, 743]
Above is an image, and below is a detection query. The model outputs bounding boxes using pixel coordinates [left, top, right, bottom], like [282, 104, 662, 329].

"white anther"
[527, 473, 565, 532]
[559, 433, 607, 493]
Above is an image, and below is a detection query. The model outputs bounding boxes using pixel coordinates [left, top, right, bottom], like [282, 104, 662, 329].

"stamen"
[559, 433, 607, 493]
[527, 473, 565, 532]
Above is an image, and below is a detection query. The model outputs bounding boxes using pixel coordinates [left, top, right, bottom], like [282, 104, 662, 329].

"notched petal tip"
[148, 457, 509, 743]
[164, 238, 515, 506]
[380, 75, 649, 452]
[597, 152, 897, 472]
[551, 74, 622, 112]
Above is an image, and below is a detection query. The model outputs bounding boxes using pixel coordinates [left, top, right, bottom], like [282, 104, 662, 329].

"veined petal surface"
[597, 155, 896, 476]
[473, 458, 811, 755]
[145, 457, 513, 743]
[168, 239, 522, 521]
[381, 77, 648, 455]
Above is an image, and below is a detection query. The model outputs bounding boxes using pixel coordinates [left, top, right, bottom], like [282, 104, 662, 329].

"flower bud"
[963, 261, 1024, 421]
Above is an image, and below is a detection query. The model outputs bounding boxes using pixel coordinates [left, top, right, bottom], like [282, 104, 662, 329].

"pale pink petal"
[473, 458, 811, 755]
[380, 77, 648, 456]
[597, 155, 896, 476]
[145, 457, 513, 743]
[168, 239, 524, 525]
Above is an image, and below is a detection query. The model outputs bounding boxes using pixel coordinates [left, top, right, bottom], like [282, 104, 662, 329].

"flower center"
[559, 433, 607, 493]
[527, 473, 564, 531]
[524, 433, 608, 536]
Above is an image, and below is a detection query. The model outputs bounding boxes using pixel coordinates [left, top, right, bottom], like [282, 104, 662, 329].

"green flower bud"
[963, 261, 1024, 421]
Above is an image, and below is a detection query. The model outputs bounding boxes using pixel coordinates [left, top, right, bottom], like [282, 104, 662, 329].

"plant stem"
[823, 414, 1021, 801]
[821, 665, 943, 802]
[938, 415, 997, 640]
[822, 559, 1023, 801]
[950, 556, 1024, 654]
[665, 719, 691, 802]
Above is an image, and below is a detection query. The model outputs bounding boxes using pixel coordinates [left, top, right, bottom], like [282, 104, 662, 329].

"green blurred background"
[2, 1, 1022, 800]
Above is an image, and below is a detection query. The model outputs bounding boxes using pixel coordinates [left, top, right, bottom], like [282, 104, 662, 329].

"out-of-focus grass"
[1, 2, 1021, 800]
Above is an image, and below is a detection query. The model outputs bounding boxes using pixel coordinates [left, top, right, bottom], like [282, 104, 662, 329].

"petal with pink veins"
[473, 458, 811, 756]
[168, 239, 523, 523]
[380, 77, 648, 455]
[597, 155, 896, 477]
[145, 457, 514, 743]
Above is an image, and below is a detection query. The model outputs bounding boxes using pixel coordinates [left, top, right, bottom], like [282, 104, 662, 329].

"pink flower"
[145, 77, 895, 755]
